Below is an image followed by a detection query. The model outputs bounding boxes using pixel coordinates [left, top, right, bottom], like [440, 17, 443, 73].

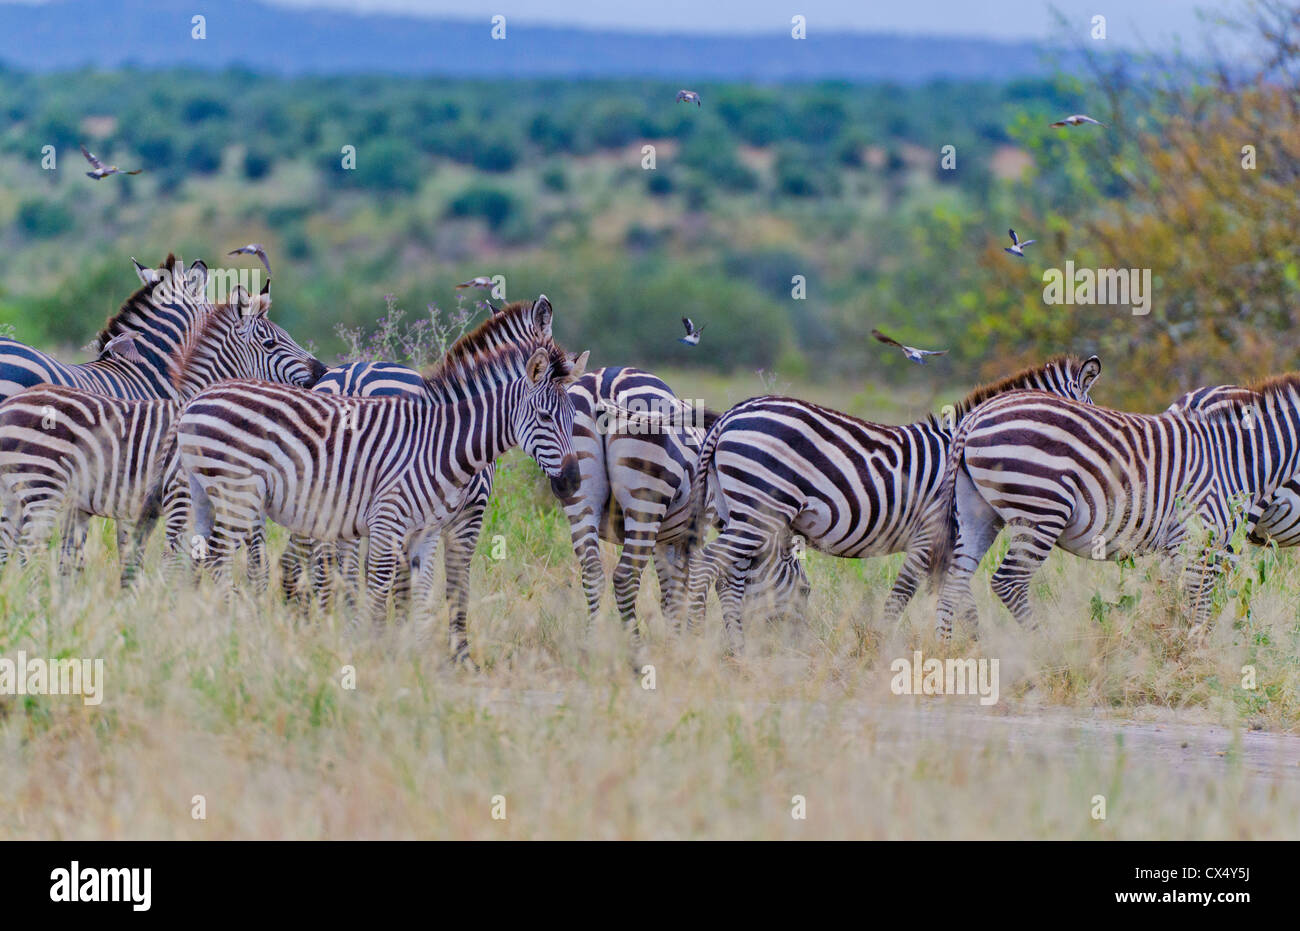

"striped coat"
[682, 355, 1102, 651]
[0, 284, 329, 573]
[139, 297, 583, 663]
[930, 376, 1300, 638]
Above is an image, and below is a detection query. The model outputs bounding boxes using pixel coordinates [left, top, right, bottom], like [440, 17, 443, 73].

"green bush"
[15, 199, 74, 239]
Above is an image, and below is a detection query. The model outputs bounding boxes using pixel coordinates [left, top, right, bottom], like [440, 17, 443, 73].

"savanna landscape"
[0, 0, 1298, 846]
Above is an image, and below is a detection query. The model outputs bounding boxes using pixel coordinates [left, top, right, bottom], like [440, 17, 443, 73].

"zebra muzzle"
[549, 456, 581, 499]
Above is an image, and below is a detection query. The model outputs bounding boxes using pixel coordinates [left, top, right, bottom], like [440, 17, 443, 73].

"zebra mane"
[93, 253, 191, 353]
[1247, 372, 1300, 403]
[422, 299, 570, 399]
[956, 354, 1085, 412]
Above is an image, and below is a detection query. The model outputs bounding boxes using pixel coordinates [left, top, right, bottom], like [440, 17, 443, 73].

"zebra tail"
[927, 416, 973, 588]
[682, 413, 725, 563]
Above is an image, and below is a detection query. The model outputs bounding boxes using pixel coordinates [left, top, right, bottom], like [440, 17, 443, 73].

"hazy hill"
[0, 0, 1058, 82]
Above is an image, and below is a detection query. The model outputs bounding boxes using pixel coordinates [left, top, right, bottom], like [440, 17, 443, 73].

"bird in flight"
[228, 243, 272, 278]
[131, 257, 161, 285]
[871, 328, 947, 365]
[1050, 114, 1104, 128]
[1004, 229, 1035, 257]
[676, 89, 701, 107]
[679, 317, 705, 346]
[457, 276, 495, 290]
[102, 330, 145, 363]
[80, 144, 142, 179]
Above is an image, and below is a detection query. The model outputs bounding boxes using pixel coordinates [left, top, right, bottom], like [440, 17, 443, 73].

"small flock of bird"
[76, 94, 1104, 365]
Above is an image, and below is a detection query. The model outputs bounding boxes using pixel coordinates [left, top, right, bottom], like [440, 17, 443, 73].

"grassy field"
[1, 380, 1299, 841]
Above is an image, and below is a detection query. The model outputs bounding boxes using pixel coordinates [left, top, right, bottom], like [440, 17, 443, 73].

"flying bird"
[457, 276, 495, 290]
[676, 90, 701, 107]
[1004, 228, 1036, 257]
[871, 328, 947, 365]
[228, 243, 272, 278]
[80, 144, 142, 179]
[102, 330, 145, 363]
[131, 257, 161, 285]
[1050, 114, 1104, 128]
[679, 317, 705, 346]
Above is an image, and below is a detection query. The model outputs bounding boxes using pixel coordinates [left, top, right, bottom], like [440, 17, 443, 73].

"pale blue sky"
[263, 0, 1224, 46]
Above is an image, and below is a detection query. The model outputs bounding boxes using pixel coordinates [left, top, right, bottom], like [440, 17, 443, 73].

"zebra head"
[227, 283, 328, 388]
[517, 340, 587, 500]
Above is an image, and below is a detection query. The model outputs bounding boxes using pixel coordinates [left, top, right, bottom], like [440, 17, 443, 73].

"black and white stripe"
[281, 361, 496, 653]
[0, 284, 329, 574]
[556, 365, 807, 644]
[930, 376, 1300, 638]
[138, 296, 582, 663]
[682, 355, 1102, 651]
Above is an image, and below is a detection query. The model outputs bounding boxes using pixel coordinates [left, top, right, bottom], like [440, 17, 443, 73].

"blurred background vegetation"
[0, 1, 1295, 411]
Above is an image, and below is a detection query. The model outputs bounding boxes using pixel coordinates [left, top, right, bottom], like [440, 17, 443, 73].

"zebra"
[136, 296, 584, 663]
[555, 365, 807, 643]
[1166, 385, 1300, 548]
[279, 361, 496, 660]
[929, 376, 1300, 639]
[680, 354, 1103, 652]
[0, 281, 329, 573]
[0, 253, 324, 402]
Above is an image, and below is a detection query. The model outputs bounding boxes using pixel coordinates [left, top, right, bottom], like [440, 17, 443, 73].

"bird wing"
[1050, 121, 1067, 127]
[80, 145, 104, 170]
[1008, 229, 1018, 245]
[1019, 239, 1035, 247]
[682, 317, 693, 333]
[872, 328, 905, 349]
[921, 349, 949, 357]
[125, 169, 142, 175]
[254, 248, 272, 276]
[105, 332, 145, 362]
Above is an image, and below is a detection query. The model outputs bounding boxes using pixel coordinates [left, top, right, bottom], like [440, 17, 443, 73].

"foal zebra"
[280, 361, 496, 657]
[141, 297, 583, 663]
[557, 365, 807, 642]
[681, 354, 1102, 651]
[930, 376, 1300, 638]
[0, 282, 327, 571]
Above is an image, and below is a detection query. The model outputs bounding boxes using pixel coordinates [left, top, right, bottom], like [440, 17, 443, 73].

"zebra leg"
[934, 469, 1005, 638]
[612, 541, 654, 645]
[337, 540, 363, 612]
[246, 522, 269, 595]
[391, 559, 413, 618]
[17, 496, 60, 567]
[310, 541, 337, 614]
[716, 555, 752, 655]
[57, 510, 90, 575]
[444, 493, 488, 668]
[362, 527, 403, 628]
[1179, 544, 1235, 641]
[115, 522, 130, 573]
[686, 522, 766, 650]
[653, 542, 686, 620]
[988, 518, 1068, 625]
[279, 533, 313, 607]
[882, 545, 930, 625]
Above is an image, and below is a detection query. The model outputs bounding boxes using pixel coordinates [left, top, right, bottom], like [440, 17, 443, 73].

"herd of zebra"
[2, 251, 1300, 664]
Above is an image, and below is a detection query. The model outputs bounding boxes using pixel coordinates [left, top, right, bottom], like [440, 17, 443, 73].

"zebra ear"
[1080, 355, 1102, 393]
[561, 350, 590, 384]
[187, 260, 209, 296]
[531, 294, 553, 339]
[525, 346, 550, 385]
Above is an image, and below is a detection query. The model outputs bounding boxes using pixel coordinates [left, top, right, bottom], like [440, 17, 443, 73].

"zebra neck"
[425, 383, 521, 476]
